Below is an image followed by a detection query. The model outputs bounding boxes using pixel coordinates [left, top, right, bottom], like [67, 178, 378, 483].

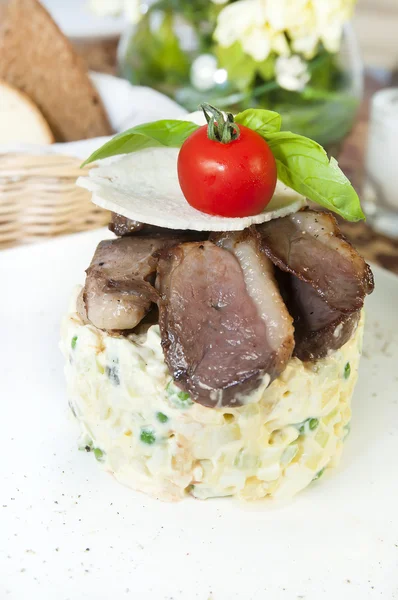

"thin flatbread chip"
[77, 147, 306, 232]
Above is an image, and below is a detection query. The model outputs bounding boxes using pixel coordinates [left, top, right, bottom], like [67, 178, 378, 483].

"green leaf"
[215, 42, 256, 91]
[81, 120, 200, 166]
[265, 131, 365, 222]
[256, 54, 276, 81]
[71, 335, 78, 350]
[235, 108, 282, 135]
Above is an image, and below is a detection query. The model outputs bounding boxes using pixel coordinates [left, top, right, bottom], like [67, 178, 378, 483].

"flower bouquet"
[95, 0, 363, 149]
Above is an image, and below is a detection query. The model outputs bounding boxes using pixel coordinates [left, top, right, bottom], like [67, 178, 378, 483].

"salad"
[60, 103, 373, 502]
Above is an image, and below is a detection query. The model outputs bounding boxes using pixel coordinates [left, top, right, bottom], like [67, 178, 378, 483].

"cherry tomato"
[177, 123, 277, 218]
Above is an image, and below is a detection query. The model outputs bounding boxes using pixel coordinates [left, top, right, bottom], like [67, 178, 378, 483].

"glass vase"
[118, 2, 363, 150]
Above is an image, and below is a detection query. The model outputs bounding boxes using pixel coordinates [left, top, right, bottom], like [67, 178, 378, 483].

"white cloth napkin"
[0, 72, 187, 160]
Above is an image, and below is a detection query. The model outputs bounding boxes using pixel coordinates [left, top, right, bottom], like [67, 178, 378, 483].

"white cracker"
[77, 113, 306, 232]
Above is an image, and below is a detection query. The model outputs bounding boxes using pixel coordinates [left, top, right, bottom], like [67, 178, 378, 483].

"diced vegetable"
[156, 412, 169, 423]
[281, 444, 299, 466]
[166, 381, 193, 408]
[298, 417, 319, 434]
[344, 362, 351, 379]
[315, 428, 329, 448]
[71, 335, 78, 350]
[94, 448, 104, 462]
[106, 364, 120, 386]
[140, 427, 156, 445]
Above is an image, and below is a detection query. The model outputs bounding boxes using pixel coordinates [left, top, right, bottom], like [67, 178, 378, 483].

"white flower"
[214, 0, 289, 62]
[89, 0, 142, 24]
[314, 0, 356, 53]
[275, 55, 310, 91]
[214, 0, 357, 63]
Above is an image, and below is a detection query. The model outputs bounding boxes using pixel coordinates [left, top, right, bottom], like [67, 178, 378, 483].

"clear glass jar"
[118, 3, 363, 150]
[362, 88, 398, 238]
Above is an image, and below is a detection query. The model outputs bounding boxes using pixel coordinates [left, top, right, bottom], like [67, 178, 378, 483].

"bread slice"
[0, 80, 54, 144]
[0, 0, 113, 142]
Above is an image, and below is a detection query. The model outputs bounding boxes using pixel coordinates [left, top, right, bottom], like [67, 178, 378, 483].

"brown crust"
[108, 214, 145, 237]
[257, 209, 374, 313]
[294, 311, 360, 362]
[0, 0, 112, 142]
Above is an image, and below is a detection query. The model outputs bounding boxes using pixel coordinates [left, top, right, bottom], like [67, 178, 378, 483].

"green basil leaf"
[81, 119, 199, 166]
[265, 131, 365, 222]
[235, 109, 282, 135]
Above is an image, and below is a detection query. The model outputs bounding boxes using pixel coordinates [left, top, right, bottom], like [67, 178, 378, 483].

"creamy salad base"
[61, 287, 364, 502]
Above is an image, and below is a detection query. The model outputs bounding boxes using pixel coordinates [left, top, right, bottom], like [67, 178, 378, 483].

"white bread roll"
[0, 80, 54, 144]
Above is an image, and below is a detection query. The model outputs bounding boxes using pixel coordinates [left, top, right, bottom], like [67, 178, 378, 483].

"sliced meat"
[76, 288, 89, 324]
[108, 213, 144, 236]
[109, 213, 209, 242]
[280, 273, 360, 361]
[257, 209, 374, 313]
[81, 236, 182, 332]
[156, 234, 294, 408]
[213, 229, 294, 372]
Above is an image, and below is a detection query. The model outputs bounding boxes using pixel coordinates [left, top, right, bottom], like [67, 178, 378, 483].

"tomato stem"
[200, 103, 240, 144]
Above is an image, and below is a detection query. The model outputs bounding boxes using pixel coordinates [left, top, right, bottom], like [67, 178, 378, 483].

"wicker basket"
[0, 153, 110, 249]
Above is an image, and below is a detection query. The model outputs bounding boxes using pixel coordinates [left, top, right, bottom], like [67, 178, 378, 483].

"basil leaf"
[81, 120, 199, 166]
[265, 131, 365, 222]
[235, 109, 282, 135]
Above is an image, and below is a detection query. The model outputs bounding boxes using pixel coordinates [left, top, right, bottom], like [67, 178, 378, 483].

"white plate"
[1, 229, 397, 600]
[41, 0, 128, 40]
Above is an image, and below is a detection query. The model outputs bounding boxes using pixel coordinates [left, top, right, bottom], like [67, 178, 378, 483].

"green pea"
[71, 336, 78, 350]
[166, 381, 193, 408]
[177, 391, 190, 402]
[156, 412, 169, 423]
[344, 362, 351, 379]
[93, 448, 104, 461]
[298, 417, 319, 434]
[140, 427, 156, 445]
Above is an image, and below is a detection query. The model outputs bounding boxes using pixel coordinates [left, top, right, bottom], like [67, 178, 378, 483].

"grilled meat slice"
[257, 209, 374, 313]
[109, 213, 209, 241]
[156, 234, 294, 408]
[81, 236, 181, 332]
[279, 273, 360, 361]
[108, 213, 144, 236]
